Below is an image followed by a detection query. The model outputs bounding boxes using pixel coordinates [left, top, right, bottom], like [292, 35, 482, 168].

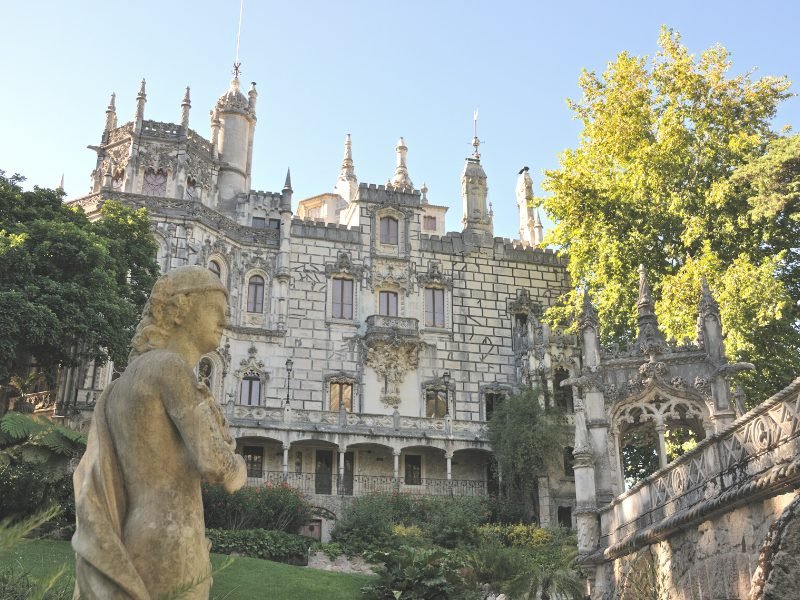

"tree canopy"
[0, 171, 159, 392]
[539, 27, 799, 402]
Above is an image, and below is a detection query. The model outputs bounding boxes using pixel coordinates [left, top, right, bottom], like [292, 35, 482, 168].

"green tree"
[539, 27, 798, 402]
[486, 388, 566, 523]
[0, 171, 159, 411]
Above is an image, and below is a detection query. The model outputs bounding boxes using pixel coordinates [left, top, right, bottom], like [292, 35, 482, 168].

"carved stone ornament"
[507, 288, 541, 317]
[234, 345, 267, 384]
[365, 341, 421, 408]
[370, 261, 410, 293]
[578, 290, 599, 332]
[694, 376, 712, 398]
[417, 260, 452, 289]
[563, 366, 602, 393]
[325, 251, 364, 279]
[638, 359, 669, 383]
[137, 143, 177, 173]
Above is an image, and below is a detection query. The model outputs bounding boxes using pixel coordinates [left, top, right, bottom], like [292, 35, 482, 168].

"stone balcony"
[364, 315, 419, 341]
[228, 405, 489, 445]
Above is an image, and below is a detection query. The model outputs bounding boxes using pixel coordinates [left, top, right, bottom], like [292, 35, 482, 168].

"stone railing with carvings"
[600, 377, 800, 560]
[10, 391, 55, 414]
[365, 315, 419, 338]
[228, 405, 489, 442]
[187, 128, 214, 156]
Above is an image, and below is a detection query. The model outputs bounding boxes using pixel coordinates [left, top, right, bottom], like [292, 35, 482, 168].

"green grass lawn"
[2, 539, 373, 599]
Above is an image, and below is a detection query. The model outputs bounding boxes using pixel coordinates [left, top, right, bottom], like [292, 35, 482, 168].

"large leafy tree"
[540, 27, 798, 402]
[0, 171, 159, 409]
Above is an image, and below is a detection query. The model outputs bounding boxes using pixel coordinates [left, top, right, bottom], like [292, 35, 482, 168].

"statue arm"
[161, 357, 247, 492]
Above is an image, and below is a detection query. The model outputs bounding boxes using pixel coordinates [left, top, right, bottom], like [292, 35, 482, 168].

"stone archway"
[751, 492, 800, 600]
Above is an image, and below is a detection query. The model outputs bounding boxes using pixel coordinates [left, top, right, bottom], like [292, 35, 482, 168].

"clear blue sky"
[1, 0, 798, 239]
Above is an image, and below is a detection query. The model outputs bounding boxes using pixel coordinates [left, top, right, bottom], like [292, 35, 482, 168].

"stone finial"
[281, 168, 293, 213]
[180, 86, 191, 130]
[698, 276, 720, 320]
[579, 289, 599, 332]
[283, 168, 293, 192]
[248, 81, 258, 112]
[210, 109, 221, 157]
[134, 79, 147, 129]
[104, 92, 117, 132]
[338, 134, 357, 182]
[390, 137, 414, 189]
[57, 174, 65, 192]
[572, 397, 593, 462]
[420, 182, 428, 204]
[636, 265, 665, 355]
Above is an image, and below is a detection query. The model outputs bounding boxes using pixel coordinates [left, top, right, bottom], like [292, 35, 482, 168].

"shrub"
[464, 543, 529, 596]
[313, 541, 345, 561]
[392, 524, 427, 547]
[361, 546, 481, 600]
[202, 482, 313, 533]
[331, 495, 395, 554]
[485, 495, 527, 524]
[477, 523, 553, 549]
[427, 497, 488, 549]
[206, 528, 310, 564]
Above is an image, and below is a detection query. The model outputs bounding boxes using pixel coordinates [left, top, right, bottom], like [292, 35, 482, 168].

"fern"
[0, 412, 46, 440]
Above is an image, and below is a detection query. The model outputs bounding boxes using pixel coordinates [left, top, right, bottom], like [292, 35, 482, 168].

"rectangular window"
[295, 451, 303, 474]
[268, 218, 281, 230]
[241, 377, 261, 406]
[557, 506, 572, 528]
[379, 291, 398, 316]
[485, 392, 503, 421]
[404, 455, 421, 485]
[242, 446, 264, 478]
[424, 287, 445, 327]
[252, 216, 267, 228]
[425, 389, 447, 418]
[331, 278, 354, 319]
[330, 382, 353, 412]
[380, 217, 399, 245]
[423, 216, 437, 231]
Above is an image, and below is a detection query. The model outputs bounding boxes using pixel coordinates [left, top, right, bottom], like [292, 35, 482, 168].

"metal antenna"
[472, 108, 481, 159]
[233, 0, 245, 77]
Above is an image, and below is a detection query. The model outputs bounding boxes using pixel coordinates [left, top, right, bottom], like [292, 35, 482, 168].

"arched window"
[380, 216, 398, 245]
[142, 168, 167, 196]
[247, 275, 264, 313]
[240, 375, 261, 406]
[198, 357, 214, 389]
[208, 260, 221, 279]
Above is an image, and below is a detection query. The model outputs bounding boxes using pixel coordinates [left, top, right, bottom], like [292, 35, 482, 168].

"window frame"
[247, 275, 265, 313]
[424, 287, 445, 328]
[330, 381, 354, 412]
[423, 215, 437, 231]
[378, 290, 399, 316]
[425, 388, 448, 418]
[331, 277, 354, 320]
[404, 454, 422, 485]
[208, 260, 221, 279]
[380, 216, 399, 245]
[240, 375, 261, 406]
[252, 216, 267, 228]
[242, 446, 264, 478]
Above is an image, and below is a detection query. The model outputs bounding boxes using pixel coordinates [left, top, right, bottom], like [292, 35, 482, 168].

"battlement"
[355, 182, 422, 207]
[290, 218, 361, 243]
[141, 120, 183, 140]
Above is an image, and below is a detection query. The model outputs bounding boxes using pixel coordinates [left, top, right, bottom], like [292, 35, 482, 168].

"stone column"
[282, 444, 290, 480]
[393, 450, 400, 481]
[655, 422, 668, 469]
[537, 476, 552, 526]
[445, 453, 453, 481]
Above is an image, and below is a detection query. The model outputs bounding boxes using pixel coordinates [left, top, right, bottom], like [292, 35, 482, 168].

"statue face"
[190, 290, 228, 355]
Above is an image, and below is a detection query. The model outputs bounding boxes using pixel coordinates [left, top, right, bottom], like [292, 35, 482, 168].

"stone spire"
[134, 79, 146, 133]
[248, 81, 258, 113]
[533, 209, 544, 245]
[516, 167, 536, 245]
[636, 265, 665, 355]
[339, 134, 356, 182]
[697, 276, 723, 359]
[210, 109, 221, 159]
[180, 86, 191, 130]
[390, 137, 414, 189]
[281, 168, 293, 213]
[104, 92, 117, 132]
[461, 135, 492, 236]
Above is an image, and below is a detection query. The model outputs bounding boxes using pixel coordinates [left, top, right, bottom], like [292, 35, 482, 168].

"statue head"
[129, 266, 229, 361]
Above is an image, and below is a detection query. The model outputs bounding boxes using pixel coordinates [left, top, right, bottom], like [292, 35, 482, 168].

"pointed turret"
[516, 166, 536, 245]
[134, 79, 146, 133]
[281, 168, 293, 213]
[461, 132, 492, 236]
[533, 209, 544, 245]
[334, 134, 358, 203]
[104, 92, 117, 132]
[636, 265, 665, 354]
[697, 276, 723, 359]
[248, 81, 258, 112]
[390, 137, 414, 189]
[180, 86, 191, 130]
[57, 174, 65, 193]
[215, 71, 258, 207]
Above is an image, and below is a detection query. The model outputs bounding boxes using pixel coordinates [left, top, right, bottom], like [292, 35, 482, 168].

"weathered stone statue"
[72, 266, 247, 599]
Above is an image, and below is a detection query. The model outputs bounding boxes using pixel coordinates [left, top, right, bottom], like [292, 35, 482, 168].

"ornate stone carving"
[638, 359, 669, 382]
[325, 251, 364, 279]
[578, 290, 599, 332]
[365, 341, 421, 408]
[369, 260, 410, 293]
[694, 376, 711, 398]
[417, 260, 452, 289]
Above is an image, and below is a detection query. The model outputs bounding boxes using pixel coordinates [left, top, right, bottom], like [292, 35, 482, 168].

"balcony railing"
[365, 315, 419, 338]
[246, 471, 488, 497]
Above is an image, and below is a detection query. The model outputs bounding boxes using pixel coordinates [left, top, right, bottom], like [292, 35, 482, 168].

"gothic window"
[240, 375, 261, 406]
[198, 358, 214, 389]
[425, 389, 448, 418]
[553, 368, 574, 412]
[485, 392, 504, 421]
[142, 168, 167, 196]
[404, 455, 421, 485]
[564, 447, 574, 476]
[424, 287, 445, 327]
[423, 216, 437, 231]
[242, 446, 264, 478]
[379, 291, 398, 316]
[332, 278, 354, 319]
[380, 216, 398, 245]
[330, 381, 353, 412]
[247, 275, 265, 313]
[252, 216, 267, 228]
[208, 260, 221, 279]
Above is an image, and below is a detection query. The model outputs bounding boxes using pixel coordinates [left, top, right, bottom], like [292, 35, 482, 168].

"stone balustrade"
[365, 314, 419, 338]
[601, 377, 800, 559]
